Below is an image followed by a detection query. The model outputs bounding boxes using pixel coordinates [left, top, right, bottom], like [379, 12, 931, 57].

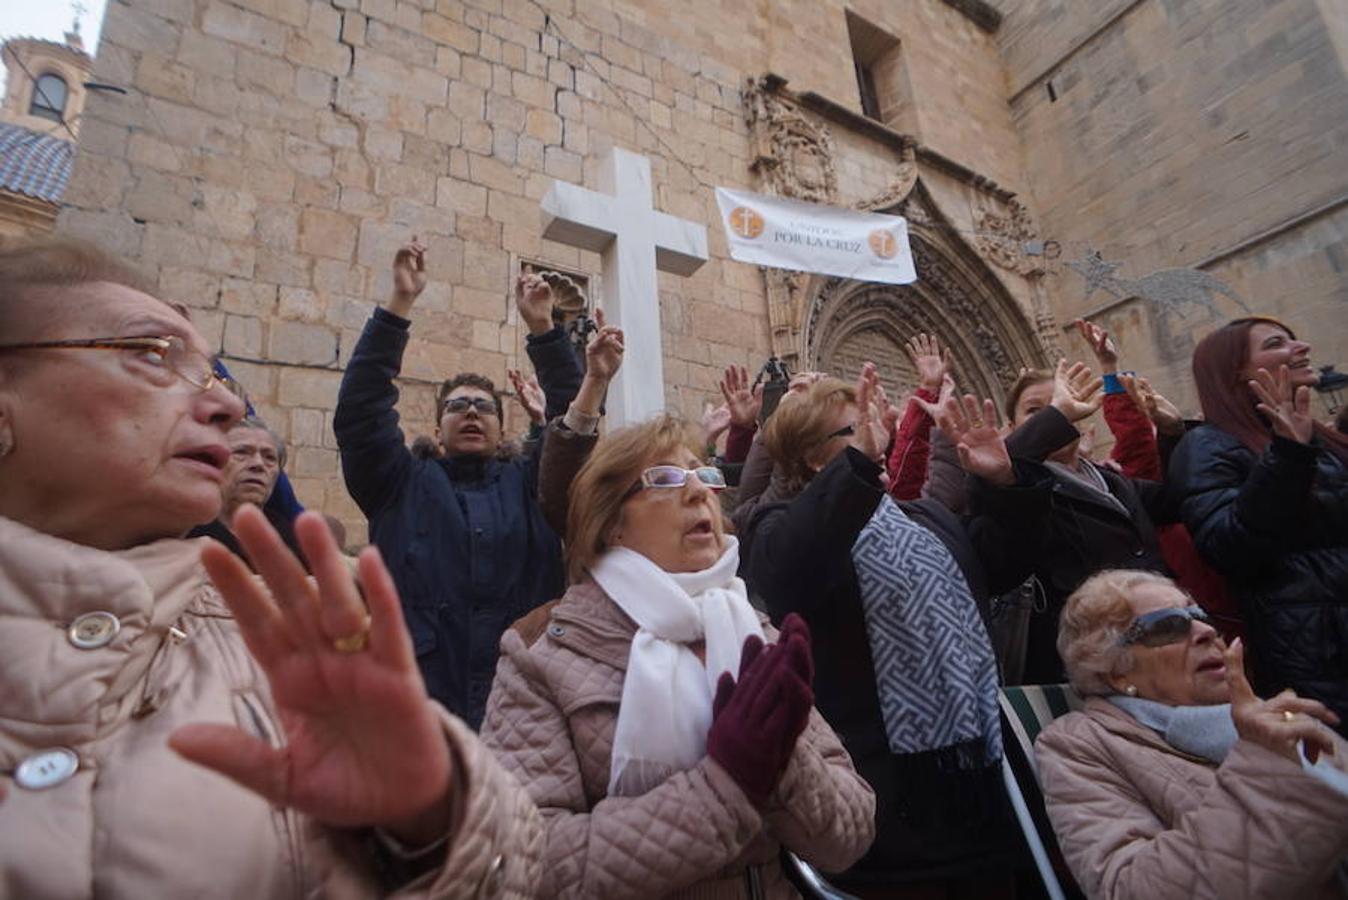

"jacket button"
[477, 854, 505, 897]
[1132, 547, 1145, 558]
[14, 747, 79, 790]
[68, 611, 121, 649]
[547, 624, 566, 638]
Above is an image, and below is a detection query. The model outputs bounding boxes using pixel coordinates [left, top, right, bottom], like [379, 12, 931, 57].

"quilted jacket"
[1170, 425, 1348, 734]
[334, 307, 584, 728]
[1037, 697, 1348, 899]
[480, 580, 876, 899]
[0, 515, 543, 899]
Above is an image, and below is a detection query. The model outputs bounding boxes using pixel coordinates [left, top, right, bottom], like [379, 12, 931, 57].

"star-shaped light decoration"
[1066, 251, 1122, 300]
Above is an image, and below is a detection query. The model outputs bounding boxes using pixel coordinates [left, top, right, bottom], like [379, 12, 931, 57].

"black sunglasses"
[443, 396, 498, 415]
[1118, 605, 1210, 648]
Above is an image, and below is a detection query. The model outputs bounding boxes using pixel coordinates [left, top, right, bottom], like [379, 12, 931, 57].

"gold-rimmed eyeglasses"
[0, 335, 242, 397]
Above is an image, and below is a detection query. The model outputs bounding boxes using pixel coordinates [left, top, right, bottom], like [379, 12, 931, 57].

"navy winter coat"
[334, 308, 582, 728]
[1170, 425, 1348, 735]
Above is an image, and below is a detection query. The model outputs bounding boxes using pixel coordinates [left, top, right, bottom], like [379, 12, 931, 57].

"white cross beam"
[540, 148, 708, 427]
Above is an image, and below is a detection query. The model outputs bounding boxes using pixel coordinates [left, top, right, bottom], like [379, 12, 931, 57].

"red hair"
[1193, 317, 1348, 464]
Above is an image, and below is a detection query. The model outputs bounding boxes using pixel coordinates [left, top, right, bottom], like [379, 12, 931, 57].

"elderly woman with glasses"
[481, 414, 876, 898]
[1037, 569, 1348, 899]
[0, 238, 541, 897]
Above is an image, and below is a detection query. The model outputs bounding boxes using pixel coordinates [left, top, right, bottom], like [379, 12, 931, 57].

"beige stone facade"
[56, 0, 1348, 536]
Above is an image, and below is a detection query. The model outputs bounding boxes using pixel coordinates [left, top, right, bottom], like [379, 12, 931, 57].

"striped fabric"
[0, 121, 74, 204]
[999, 684, 1085, 785]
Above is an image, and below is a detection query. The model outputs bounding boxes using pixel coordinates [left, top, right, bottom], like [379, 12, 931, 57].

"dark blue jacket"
[334, 308, 582, 728]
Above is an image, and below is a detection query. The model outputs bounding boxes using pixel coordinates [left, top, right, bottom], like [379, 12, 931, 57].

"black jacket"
[741, 447, 1051, 881]
[1170, 425, 1348, 733]
[990, 406, 1175, 684]
[333, 308, 582, 728]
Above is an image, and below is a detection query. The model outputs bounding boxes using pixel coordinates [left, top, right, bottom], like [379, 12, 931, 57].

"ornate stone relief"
[745, 76, 839, 203]
[974, 196, 1045, 277]
[855, 146, 919, 213]
[741, 78, 1054, 392]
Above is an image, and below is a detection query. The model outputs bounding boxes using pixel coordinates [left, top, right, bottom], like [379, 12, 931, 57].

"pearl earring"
[1125, 685, 1138, 697]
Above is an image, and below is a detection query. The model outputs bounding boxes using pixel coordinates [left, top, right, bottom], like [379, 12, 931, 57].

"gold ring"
[1282, 710, 1295, 722]
[332, 616, 372, 654]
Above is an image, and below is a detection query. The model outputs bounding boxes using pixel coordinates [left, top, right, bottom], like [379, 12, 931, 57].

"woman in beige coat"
[0, 238, 541, 898]
[1037, 569, 1348, 899]
[482, 414, 876, 898]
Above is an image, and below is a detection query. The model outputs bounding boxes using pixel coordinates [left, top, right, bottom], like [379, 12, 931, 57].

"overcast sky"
[0, 0, 107, 95]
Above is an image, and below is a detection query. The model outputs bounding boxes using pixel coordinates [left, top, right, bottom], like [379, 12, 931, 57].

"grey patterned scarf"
[852, 496, 1002, 765]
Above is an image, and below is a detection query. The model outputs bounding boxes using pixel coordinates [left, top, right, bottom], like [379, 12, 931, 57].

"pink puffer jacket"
[481, 580, 876, 899]
[0, 515, 543, 899]
[1037, 697, 1348, 899]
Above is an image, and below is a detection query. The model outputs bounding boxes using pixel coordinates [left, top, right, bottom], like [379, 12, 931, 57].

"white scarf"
[589, 535, 764, 797]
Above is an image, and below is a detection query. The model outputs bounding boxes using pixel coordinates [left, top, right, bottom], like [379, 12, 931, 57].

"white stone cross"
[540, 147, 708, 427]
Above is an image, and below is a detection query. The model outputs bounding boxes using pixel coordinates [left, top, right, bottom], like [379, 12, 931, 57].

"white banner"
[715, 187, 917, 285]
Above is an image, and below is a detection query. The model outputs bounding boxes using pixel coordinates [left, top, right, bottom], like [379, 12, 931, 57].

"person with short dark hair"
[334, 238, 620, 729]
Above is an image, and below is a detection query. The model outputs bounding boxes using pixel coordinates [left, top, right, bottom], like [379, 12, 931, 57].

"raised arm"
[536, 316, 623, 535]
[516, 274, 584, 422]
[333, 239, 426, 518]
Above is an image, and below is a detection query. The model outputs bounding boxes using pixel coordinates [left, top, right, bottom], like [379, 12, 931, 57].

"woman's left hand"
[1249, 365, 1314, 444]
[170, 507, 452, 846]
[1226, 638, 1340, 764]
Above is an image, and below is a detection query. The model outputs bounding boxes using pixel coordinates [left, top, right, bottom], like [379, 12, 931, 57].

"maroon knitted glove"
[706, 614, 815, 806]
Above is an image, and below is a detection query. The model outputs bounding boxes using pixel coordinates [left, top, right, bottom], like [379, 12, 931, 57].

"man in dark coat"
[334, 239, 584, 729]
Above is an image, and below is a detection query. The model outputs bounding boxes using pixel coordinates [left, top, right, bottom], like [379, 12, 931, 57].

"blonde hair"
[565, 414, 703, 582]
[1058, 569, 1183, 695]
[761, 377, 855, 488]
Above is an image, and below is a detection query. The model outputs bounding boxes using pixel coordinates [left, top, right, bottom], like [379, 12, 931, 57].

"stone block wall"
[58, 0, 1034, 539]
[1003, 0, 1348, 417]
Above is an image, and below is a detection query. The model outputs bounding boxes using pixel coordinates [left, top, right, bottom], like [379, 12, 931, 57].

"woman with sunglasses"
[0, 238, 541, 895]
[1169, 318, 1348, 736]
[1039, 569, 1348, 899]
[482, 413, 875, 897]
[739, 367, 1053, 894]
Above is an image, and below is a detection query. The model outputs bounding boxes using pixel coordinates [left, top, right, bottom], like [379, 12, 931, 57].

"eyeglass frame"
[1117, 605, 1211, 648]
[441, 395, 500, 416]
[0, 335, 240, 396]
[623, 464, 727, 499]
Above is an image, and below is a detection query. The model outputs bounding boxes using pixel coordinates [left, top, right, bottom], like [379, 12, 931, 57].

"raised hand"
[937, 393, 1014, 486]
[508, 368, 545, 426]
[515, 271, 555, 336]
[848, 363, 894, 463]
[1226, 638, 1340, 763]
[906, 333, 950, 392]
[1250, 365, 1314, 444]
[1074, 318, 1119, 373]
[719, 364, 763, 430]
[912, 373, 956, 420]
[171, 507, 452, 846]
[702, 402, 732, 447]
[388, 237, 428, 317]
[584, 307, 625, 382]
[1120, 373, 1185, 436]
[1050, 359, 1104, 423]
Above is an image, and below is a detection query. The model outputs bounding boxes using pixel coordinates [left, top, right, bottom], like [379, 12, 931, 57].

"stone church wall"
[58, 0, 1027, 536]
[1000, 0, 1348, 416]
